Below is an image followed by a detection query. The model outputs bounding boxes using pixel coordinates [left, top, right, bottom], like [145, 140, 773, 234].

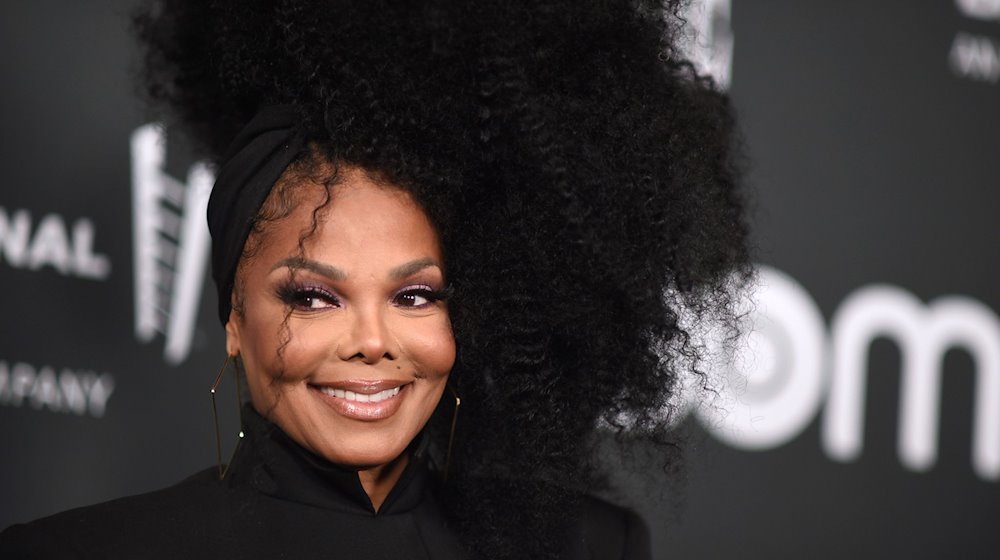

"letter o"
[696, 265, 828, 450]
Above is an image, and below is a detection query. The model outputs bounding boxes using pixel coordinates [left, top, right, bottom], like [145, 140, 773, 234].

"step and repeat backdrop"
[1, 1, 997, 558]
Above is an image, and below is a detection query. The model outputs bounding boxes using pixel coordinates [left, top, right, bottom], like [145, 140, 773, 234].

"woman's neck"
[358, 453, 410, 512]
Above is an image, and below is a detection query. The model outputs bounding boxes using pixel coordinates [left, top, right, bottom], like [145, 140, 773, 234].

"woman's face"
[226, 168, 455, 469]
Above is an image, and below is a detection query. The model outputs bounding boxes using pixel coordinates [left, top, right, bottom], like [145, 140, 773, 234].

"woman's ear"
[225, 310, 242, 357]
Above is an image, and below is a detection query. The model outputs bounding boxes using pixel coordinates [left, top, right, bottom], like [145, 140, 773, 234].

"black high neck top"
[229, 404, 428, 516]
[1, 406, 652, 559]
[0, 406, 469, 559]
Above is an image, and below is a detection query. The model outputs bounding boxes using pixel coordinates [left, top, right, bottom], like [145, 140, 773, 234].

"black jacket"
[0, 409, 650, 559]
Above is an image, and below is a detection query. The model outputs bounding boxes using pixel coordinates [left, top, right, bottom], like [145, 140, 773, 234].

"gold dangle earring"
[210, 353, 246, 480]
[443, 383, 461, 483]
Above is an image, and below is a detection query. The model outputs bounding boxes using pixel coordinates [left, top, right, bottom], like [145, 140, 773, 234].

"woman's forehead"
[256, 170, 444, 269]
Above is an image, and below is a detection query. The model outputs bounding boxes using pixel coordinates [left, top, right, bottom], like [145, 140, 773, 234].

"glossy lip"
[310, 379, 411, 421]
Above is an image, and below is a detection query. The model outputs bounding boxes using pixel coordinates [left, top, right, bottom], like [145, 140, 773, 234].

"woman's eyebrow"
[272, 257, 439, 280]
[272, 257, 347, 280]
[389, 257, 441, 280]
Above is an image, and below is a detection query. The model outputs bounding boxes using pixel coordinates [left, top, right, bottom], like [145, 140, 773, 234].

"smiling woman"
[229, 168, 455, 509]
[0, 1, 751, 559]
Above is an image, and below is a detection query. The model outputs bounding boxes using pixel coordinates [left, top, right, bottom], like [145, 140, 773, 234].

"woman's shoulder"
[577, 495, 652, 560]
[0, 467, 225, 559]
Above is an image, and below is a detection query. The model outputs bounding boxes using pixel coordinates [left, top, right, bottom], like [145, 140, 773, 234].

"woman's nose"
[336, 307, 396, 364]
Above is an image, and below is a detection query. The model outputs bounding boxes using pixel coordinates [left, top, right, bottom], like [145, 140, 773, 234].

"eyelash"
[275, 283, 451, 311]
[276, 283, 340, 311]
[392, 285, 452, 308]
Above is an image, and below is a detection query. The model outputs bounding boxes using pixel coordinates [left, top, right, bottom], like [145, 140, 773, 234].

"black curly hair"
[135, 1, 751, 557]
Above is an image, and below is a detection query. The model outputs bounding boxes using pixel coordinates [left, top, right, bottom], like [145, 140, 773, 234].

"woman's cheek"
[272, 331, 328, 381]
[418, 321, 456, 378]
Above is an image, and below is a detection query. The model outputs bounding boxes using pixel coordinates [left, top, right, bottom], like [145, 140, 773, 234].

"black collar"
[226, 405, 428, 516]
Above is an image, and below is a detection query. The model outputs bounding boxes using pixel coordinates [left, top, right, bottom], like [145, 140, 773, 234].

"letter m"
[822, 286, 1000, 480]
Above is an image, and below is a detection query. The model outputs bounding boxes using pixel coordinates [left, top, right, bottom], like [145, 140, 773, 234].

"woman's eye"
[393, 287, 442, 308]
[297, 292, 336, 309]
[278, 285, 340, 311]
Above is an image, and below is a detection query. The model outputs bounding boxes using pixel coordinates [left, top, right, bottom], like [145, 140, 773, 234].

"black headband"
[207, 106, 305, 325]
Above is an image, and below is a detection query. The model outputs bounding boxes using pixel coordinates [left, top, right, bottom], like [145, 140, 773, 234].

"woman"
[0, 0, 750, 558]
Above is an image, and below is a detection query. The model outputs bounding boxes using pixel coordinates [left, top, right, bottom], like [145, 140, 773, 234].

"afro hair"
[135, 1, 752, 557]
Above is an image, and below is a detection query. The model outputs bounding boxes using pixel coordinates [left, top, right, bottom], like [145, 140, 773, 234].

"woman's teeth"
[319, 386, 401, 403]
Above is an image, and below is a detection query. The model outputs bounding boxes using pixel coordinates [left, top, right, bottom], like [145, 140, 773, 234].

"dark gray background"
[2, 1, 998, 558]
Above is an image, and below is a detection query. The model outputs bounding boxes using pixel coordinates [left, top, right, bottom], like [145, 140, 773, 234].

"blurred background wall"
[1, 1, 997, 557]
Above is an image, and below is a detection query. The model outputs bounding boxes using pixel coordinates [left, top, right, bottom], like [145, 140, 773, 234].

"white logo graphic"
[825, 286, 1000, 478]
[951, 0, 1000, 84]
[695, 267, 828, 450]
[0, 207, 110, 280]
[681, 0, 734, 89]
[949, 32, 1000, 83]
[130, 124, 214, 365]
[956, 0, 1000, 20]
[695, 266, 1000, 481]
[0, 360, 115, 418]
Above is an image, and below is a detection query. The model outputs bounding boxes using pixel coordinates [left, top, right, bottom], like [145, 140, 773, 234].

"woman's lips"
[320, 386, 401, 403]
[310, 380, 410, 421]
